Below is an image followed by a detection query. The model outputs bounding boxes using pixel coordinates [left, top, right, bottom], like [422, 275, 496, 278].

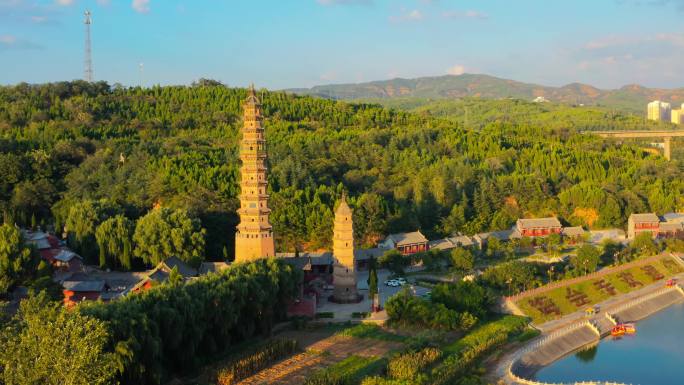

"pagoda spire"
[331, 194, 361, 303]
[234, 85, 276, 263]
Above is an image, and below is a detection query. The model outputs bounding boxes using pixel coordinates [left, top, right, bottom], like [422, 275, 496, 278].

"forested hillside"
[289, 73, 684, 113]
[382, 97, 676, 131]
[0, 80, 682, 267]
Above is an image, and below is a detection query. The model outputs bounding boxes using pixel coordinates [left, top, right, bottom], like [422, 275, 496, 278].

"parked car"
[395, 277, 407, 285]
[384, 279, 400, 287]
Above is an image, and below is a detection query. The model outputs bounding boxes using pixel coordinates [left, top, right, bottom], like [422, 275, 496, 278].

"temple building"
[332, 196, 361, 303]
[378, 231, 429, 255]
[234, 86, 276, 263]
[627, 212, 684, 240]
[515, 217, 562, 237]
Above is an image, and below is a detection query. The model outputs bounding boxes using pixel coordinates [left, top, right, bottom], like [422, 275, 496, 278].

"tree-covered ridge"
[0, 81, 681, 263]
[288, 73, 684, 113]
[366, 97, 677, 132]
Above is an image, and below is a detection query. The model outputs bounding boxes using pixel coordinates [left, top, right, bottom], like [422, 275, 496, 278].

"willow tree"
[95, 215, 135, 270]
[133, 207, 206, 266]
[0, 292, 117, 385]
[64, 199, 120, 262]
[0, 223, 35, 294]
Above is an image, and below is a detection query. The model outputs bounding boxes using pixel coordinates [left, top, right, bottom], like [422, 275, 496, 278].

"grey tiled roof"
[659, 222, 684, 231]
[662, 212, 684, 224]
[516, 217, 562, 229]
[53, 250, 80, 262]
[387, 231, 429, 246]
[629, 213, 660, 223]
[280, 252, 334, 268]
[429, 238, 456, 250]
[161, 257, 198, 278]
[62, 280, 105, 292]
[198, 262, 229, 275]
[561, 226, 586, 237]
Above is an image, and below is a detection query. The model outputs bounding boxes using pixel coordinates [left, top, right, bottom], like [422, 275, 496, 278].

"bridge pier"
[592, 130, 684, 161]
[664, 137, 672, 161]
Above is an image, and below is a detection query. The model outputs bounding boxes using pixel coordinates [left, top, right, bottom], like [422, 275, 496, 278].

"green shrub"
[429, 316, 528, 385]
[316, 312, 335, 319]
[385, 288, 464, 331]
[352, 312, 370, 319]
[361, 376, 410, 385]
[216, 339, 298, 385]
[336, 324, 405, 342]
[304, 355, 385, 385]
[291, 316, 310, 330]
[387, 347, 442, 381]
[515, 328, 541, 343]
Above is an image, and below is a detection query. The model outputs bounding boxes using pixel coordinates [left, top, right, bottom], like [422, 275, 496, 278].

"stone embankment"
[510, 321, 601, 380]
[506, 285, 684, 385]
[610, 285, 684, 324]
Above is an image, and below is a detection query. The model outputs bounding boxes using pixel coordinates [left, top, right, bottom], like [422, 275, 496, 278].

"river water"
[535, 301, 684, 385]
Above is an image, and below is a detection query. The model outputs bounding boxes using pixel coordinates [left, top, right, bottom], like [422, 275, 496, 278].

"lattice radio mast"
[84, 10, 93, 82]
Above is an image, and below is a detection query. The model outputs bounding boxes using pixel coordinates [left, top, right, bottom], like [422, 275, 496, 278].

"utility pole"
[84, 10, 93, 82]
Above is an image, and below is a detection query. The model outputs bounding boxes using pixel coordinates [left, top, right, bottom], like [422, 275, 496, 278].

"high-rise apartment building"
[672, 109, 684, 125]
[647, 100, 672, 122]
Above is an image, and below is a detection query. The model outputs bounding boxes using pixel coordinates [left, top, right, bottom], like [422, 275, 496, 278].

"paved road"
[316, 268, 431, 318]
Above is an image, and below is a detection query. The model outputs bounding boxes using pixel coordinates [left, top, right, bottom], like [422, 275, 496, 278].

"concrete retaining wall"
[512, 322, 601, 379]
[610, 286, 683, 323]
[507, 285, 684, 385]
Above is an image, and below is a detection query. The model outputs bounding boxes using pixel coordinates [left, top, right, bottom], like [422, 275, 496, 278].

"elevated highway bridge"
[591, 130, 684, 160]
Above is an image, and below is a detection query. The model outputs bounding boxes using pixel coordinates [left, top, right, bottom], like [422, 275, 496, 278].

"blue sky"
[1, 0, 684, 89]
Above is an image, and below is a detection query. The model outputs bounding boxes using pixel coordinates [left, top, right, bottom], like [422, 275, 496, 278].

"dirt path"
[236, 334, 402, 385]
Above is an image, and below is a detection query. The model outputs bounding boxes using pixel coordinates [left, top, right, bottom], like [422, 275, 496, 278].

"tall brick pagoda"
[234, 85, 276, 263]
[332, 195, 361, 303]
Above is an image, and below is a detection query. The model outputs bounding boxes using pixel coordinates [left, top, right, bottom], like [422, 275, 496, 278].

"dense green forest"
[0, 80, 682, 268]
[0, 258, 301, 385]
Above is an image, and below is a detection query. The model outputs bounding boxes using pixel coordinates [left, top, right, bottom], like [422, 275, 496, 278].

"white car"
[384, 279, 400, 287]
[395, 278, 407, 285]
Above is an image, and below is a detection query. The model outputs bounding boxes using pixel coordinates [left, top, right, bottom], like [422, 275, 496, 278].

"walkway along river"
[501, 272, 684, 385]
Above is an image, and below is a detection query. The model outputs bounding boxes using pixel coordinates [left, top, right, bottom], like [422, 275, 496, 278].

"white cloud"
[389, 9, 423, 23]
[55, 0, 74, 5]
[0, 35, 16, 44]
[446, 65, 466, 75]
[0, 34, 41, 50]
[442, 10, 488, 20]
[132, 0, 150, 13]
[563, 31, 684, 87]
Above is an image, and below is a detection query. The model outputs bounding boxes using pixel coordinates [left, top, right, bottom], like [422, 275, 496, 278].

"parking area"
[588, 229, 627, 244]
[315, 269, 432, 318]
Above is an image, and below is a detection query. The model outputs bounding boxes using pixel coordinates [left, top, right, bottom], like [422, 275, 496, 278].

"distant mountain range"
[287, 74, 684, 113]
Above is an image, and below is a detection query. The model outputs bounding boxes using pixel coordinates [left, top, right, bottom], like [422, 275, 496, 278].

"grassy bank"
[516, 256, 683, 323]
